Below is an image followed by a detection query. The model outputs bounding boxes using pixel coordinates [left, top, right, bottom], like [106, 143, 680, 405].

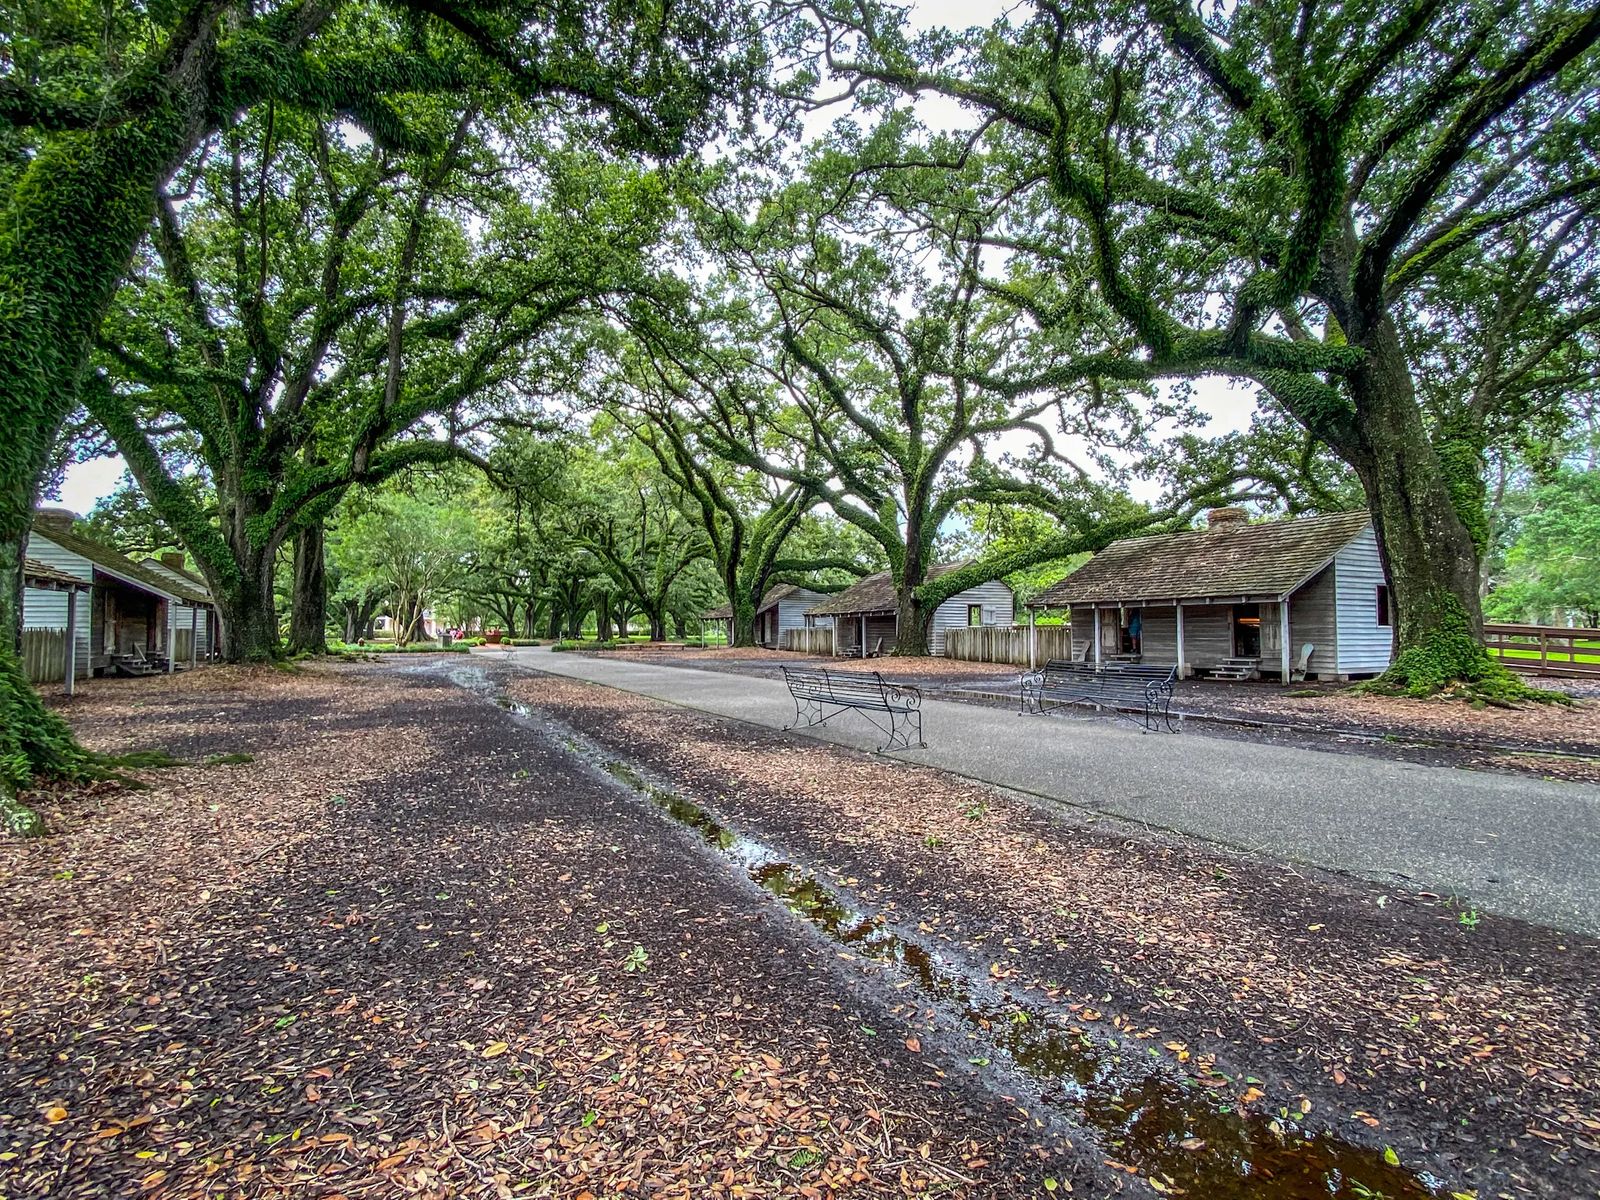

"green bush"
[329, 641, 468, 655]
[507, 638, 540, 647]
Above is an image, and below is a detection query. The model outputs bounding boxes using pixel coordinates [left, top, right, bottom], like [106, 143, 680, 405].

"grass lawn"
[1491, 638, 1600, 667]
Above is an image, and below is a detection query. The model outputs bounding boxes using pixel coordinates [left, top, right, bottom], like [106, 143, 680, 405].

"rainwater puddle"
[472, 666, 1455, 1200]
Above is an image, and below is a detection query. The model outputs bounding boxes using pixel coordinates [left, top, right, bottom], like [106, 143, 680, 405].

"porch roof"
[24, 558, 92, 591]
[1029, 510, 1372, 608]
[703, 582, 812, 621]
[804, 562, 971, 618]
[30, 521, 214, 606]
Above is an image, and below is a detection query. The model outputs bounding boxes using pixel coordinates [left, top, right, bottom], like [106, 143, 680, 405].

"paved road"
[487, 646, 1600, 935]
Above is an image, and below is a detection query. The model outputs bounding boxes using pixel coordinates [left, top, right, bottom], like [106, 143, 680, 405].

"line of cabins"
[19, 503, 1398, 690]
[20, 508, 218, 691]
[705, 508, 1396, 682]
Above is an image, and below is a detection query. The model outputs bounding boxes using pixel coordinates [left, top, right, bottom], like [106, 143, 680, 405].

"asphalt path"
[490, 646, 1600, 935]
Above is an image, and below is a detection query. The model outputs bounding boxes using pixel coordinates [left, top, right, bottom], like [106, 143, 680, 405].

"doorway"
[1232, 604, 1262, 657]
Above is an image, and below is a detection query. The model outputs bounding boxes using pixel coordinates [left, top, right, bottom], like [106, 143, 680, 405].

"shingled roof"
[804, 562, 969, 618]
[29, 520, 214, 606]
[702, 582, 814, 621]
[23, 558, 91, 589]
[1030, 510, 1373, 608]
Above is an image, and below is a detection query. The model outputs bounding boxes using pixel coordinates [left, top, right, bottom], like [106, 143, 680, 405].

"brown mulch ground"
[1, 662, 1087, 1199]
[507, 672, 1600, 1200]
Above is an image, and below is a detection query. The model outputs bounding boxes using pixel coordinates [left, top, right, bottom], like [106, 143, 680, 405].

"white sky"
[58, 0, 1258, 516]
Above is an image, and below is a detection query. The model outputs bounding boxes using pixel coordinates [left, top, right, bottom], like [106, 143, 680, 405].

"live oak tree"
[336, 487, 476, 642]
[1486, 466, 1600, 624]
[808, 0, 1600, 693]
[554, 435, 710, 642]
[709, 128, 1237, 652]
[91, 103, 668, 661]
[0, 0, 764, 798]
[610, 299, 870, 646]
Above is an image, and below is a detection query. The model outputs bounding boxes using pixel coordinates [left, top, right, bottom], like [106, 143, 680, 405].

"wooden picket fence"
[943, 624, 1074, 666]
[21, 628, 67, 683]
[779, 626, 836, 656]
[1484, 623, 1600, 678]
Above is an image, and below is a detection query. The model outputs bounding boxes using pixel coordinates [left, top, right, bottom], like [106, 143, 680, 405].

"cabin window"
[967, 603, 983, 627]
[1376, 585, 1392, 627]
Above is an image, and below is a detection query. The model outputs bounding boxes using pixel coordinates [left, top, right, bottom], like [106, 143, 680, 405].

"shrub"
[329, 640, 468, 655]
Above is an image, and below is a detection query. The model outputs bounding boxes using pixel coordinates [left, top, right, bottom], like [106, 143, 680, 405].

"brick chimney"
[161, 552, 186, 570]
[1207, 507, 1249, 529]
[32, 507, 77, 536]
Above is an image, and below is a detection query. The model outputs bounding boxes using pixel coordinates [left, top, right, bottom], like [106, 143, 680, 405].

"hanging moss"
[1433, 432, 1490, 555]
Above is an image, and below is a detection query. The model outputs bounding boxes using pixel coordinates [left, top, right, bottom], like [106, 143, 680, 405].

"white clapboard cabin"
[804, 562, 1015, 657]
[704, 584, 835, 648]
[1028, 508, 1393, 682]
[24, 509, 218, 678]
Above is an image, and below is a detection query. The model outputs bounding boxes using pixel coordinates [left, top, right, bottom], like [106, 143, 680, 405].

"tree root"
[1353, 630, 1570, 706]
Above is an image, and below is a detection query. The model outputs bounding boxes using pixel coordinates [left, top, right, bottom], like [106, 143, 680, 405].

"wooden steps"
[1208, 657, 1261, 681]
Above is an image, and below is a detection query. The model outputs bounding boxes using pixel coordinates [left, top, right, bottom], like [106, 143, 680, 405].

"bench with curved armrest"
[1020, 659, 1179, 733]
[780, 666, 925, 752]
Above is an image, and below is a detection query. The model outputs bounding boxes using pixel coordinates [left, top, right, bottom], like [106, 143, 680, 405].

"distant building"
[804, 562, 1014, 657]
[1029, 508, 1392, 681]
[704, 584, 835, 648]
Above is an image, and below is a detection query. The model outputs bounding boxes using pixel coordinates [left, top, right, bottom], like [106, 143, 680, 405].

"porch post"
[859, 614, 866, 658]
[166, 601, 176, 673]
[1175, 603, 1186, 680]
[1091, 606, 1102, 666]
[1279, 598, 1292, 684]
[190, 605, 199, 668]
[1028, 606, 1037, 669]
[64, 587, 78, 697]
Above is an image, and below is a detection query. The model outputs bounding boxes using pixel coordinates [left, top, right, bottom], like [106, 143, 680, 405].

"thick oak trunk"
[286, 522, 327, 656]
[213, 550, 281, 663]
[1343, 321, 1516, 696]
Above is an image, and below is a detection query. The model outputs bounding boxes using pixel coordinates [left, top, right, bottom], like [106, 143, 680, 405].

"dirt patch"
[508, 672, 1600, 1200]
[1, 661, 1086, 1199]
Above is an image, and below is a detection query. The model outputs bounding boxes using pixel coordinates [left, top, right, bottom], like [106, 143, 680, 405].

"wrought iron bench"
[1020, 659, 1179, 733]
[780, 666, 925, 752]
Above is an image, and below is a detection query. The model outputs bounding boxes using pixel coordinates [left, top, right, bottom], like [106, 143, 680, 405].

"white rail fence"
[942, 624, 1074, 666]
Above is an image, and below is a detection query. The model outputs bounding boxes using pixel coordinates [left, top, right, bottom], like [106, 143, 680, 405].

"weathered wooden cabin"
[139, 552, 218, 659]
[20, 558, 94, 691]
[703, 584, 835, 648]
[1028, 509, 1392, 681]
[804, 562, 1015, 657]
[24, 509, 218, 677]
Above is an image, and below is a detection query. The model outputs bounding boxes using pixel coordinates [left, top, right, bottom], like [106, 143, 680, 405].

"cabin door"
[1232, 604, 1261, 658]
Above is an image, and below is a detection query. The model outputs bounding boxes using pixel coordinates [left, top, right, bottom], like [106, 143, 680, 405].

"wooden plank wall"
[779, 627, 836, 656]
[943, 625, 1073, 665]
[21, 628, 65, 684]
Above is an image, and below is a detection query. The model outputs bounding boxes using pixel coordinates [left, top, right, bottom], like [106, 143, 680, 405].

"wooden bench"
[1020, 660, 1179, 732]
[780, 666, 925, 752]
